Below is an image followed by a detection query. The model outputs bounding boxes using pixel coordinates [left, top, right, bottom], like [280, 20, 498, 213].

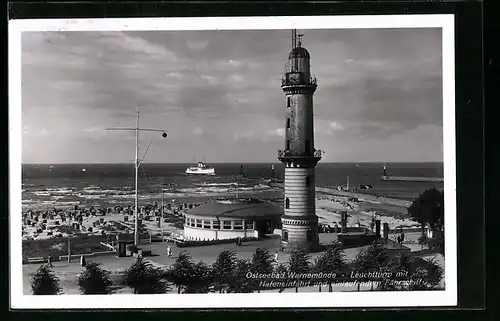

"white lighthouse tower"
[278, 30, 322, 252]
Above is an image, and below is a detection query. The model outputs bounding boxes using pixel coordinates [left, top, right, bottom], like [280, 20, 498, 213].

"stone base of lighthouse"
[280, 166, 320, 252]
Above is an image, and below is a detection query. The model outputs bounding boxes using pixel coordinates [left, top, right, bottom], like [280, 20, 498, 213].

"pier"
[380, 176, 443, 183]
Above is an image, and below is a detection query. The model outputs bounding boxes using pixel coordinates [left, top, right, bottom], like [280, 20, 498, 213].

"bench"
[27, 257, 46, 264]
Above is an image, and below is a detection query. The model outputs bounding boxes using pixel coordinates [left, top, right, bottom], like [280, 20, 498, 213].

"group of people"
[396, 232, 405, 244]
[235, 237, 244, 247]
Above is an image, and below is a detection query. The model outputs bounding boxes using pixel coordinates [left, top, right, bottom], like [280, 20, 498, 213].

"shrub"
[78, 262, 114, 294]
[122, 257, 170, 294]
[30, 265, 62, 295]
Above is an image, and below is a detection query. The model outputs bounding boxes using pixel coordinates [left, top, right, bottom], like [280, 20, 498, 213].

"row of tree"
[31, 242, 443, 295]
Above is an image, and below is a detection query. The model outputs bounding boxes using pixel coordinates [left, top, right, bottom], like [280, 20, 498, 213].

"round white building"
[182, 198, 283, 241]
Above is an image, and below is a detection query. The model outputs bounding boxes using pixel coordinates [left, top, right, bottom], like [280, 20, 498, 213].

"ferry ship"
[185, 161, 215, 175]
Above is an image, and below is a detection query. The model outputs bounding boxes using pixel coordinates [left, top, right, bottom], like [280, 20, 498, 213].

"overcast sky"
[21, 28, 443, 164]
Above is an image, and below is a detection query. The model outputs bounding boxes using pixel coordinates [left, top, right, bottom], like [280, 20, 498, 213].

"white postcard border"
[9, 14, 457, 309]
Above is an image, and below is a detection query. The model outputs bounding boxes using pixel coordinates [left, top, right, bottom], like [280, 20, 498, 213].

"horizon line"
[21, 161, 444, 165]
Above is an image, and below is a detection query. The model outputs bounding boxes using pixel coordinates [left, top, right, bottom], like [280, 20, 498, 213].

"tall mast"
[134, 109, 139, 247]
[106, 109, 167, 246]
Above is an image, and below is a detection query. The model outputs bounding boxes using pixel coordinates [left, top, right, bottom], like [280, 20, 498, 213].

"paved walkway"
[23, 232, 441, 295]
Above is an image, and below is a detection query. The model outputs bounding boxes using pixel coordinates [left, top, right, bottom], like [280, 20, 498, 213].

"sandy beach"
[315, 193, 418, 230]
[22, 187, 417, 243]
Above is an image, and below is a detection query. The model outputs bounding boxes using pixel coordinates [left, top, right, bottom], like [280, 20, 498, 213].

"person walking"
[166, 245, 172, 258]
[274, 251, 279, 263]
[47, 255, 53, 267]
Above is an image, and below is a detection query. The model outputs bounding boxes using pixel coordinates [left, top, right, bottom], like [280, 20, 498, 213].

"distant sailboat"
[81, 168, 87, 172]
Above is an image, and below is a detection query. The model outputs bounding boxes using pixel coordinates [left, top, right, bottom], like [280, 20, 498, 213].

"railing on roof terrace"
[277, 149, 323, 158]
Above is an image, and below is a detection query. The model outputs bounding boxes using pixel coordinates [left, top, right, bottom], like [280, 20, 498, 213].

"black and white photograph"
[9, 15, 456, 309]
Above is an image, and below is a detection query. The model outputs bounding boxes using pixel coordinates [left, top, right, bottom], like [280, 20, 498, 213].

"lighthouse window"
[286, 118, 291, 128]
[287, 97, 291, 107]
[282, 230, 289, 242]
[286, 140, 290, 150]
[285, 198, 290, 209]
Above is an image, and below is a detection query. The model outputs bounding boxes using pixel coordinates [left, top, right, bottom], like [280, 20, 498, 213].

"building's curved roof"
[288, 46, 310, 59]
[184, 198, 283, 219]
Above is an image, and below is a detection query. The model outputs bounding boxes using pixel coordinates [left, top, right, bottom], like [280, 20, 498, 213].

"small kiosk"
[115, 233, 134, 257]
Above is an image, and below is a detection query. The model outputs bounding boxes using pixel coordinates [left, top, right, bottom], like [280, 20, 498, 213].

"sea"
[21, 163, 444, 211]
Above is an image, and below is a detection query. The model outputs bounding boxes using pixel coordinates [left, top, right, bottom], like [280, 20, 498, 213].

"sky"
[21, 28, 443, 164]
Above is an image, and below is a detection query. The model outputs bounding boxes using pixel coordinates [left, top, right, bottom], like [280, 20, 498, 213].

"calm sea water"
[21, 162, 443, 210]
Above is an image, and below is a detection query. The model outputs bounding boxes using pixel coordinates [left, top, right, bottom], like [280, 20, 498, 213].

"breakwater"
[269, 182, 411, 208]
[380, 176, 443, 183]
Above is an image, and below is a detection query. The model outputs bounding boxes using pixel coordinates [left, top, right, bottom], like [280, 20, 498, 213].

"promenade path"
[22, 232, 441, 295]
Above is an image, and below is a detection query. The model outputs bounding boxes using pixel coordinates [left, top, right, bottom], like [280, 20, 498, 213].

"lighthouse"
[278, 30, 322, 252]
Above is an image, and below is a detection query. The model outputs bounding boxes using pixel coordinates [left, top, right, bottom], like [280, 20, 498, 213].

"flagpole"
[134, 109, 140, 246]
[106, 109, 167, 247]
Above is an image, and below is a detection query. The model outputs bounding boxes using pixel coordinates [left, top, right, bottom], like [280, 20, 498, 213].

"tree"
[212, 250, 237, 293]
[288, 247, 312, 293]
[313, 241, 346, 292]
[167, 251, 195, 294]
[351, 243, 389, 291]
[30, 264, 62, 295]
[275, 262, 289, 293]
[227, 258, 255, 293]
[250, 248, 274, 293]
[122, 257, 170, 294]
[184, 261, 213, 293]
[78, 261, 114, 294]
[408, 188, 444, 236]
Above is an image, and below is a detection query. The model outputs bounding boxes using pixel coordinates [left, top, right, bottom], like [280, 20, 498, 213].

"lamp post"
[107, 109, 167, 246]
[161, 183, 164, 242]
[67, 211, 71, 263]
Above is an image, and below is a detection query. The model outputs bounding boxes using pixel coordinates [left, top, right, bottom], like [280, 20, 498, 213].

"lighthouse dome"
[288, 46, 310, 59]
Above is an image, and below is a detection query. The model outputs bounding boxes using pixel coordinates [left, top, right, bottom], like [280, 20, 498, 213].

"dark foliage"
[250, 248, 275, 293]
[166, 251, 196, 294]
[408, 188, 444, 232]
[78, 261, 114, 294]
[288, 247, 312, 292]
[427, 230, 445, 256]
[409, 257, 444, 290]
[313, 241, 346, 292]
[350, 243, 390, 291]
[377, 251, 414, 291]
[212, 250, 237, 293]
[275, 262, 289, 293]
[184, 261, 213, 293]
[30, 264, 62, 295]
[122, 257, 170, 294]
[227, 258, 255, 293]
